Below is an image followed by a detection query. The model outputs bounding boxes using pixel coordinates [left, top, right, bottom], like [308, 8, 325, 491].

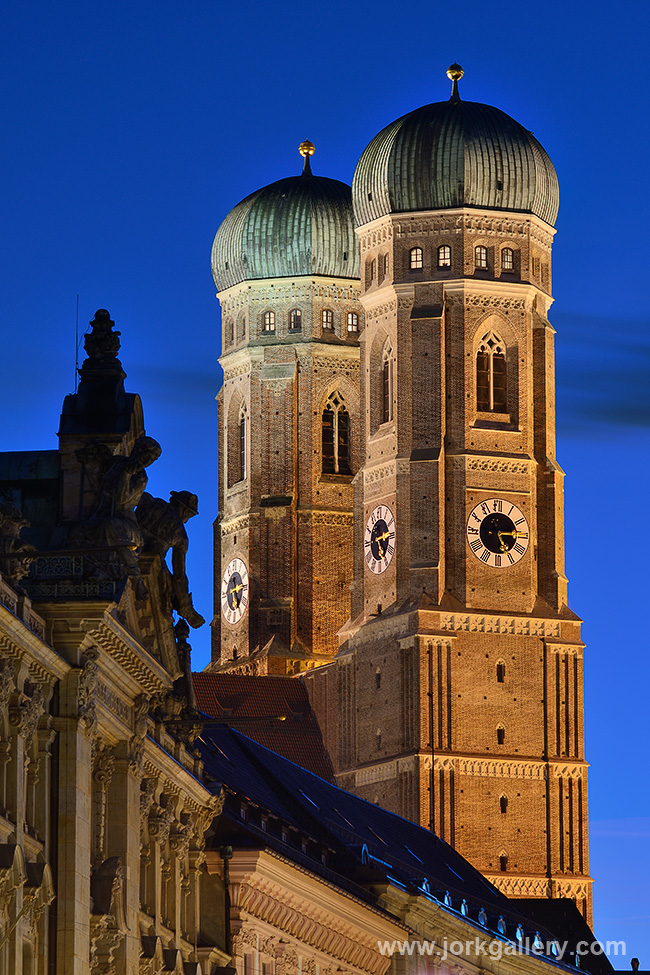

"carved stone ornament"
[77, 648, 100, 733]
[0, 658, 18, 733]
[0, 499, 34, 583]
[70, 436, 162, 601]
[9, 683, 45, 744]
[148, 801, 175, 847]
[90, 856, 128, 975]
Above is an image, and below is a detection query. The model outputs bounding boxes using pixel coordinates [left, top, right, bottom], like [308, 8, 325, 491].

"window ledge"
[226, 481, 248, 498]
[319, 473, 354, 485]
[471, 413, 520, 432]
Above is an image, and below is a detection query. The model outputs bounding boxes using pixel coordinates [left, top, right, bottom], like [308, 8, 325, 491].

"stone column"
[55, 652, 98, 975]
[106, 741, 142, 975]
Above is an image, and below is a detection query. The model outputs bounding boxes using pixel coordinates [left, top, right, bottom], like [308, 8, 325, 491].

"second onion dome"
[352, 65, 559, 229]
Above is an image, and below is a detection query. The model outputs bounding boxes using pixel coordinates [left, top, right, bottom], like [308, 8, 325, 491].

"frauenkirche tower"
[305, 66, 592, 919]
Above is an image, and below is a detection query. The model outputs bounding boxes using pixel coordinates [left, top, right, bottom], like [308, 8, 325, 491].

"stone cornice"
[356, 208, 555, 245]
[79, 616, 172, 696]
[218, 277, 362, 315]
[221, 849, 403, 975]
[448, 453, 533, 475]
[0, 605, 69, 686]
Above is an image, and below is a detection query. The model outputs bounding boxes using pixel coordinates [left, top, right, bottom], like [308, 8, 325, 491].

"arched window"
[375, 667, 381, 689]
[381, 253, 389, 279]
[409, 247, 423, 270]
[322, 391, 351, 475]
[496, 660, 506, 683]
[500, 794, 508, 814]
[476, 330, 507, 413]
[227, 319, 234, 345]
[239, 404, 247, 482]
[369, 258, 376, 281]
[289, 308, 302, 331]
[497, 725, 505, 745]
[239, 314, 247, 340]
[438, 244, 451, 267]
[262, 310, 275, 332]
[382, 343, 394, 423]
[499, 852, 508, 872]
[501, 247, 514, 271]
[475, 245, 488, 269]
[321, 308, 334, 331]
[347, 312, 359, 333]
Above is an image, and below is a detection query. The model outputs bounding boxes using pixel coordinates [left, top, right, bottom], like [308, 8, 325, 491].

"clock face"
[364, 505, 395, 574]
[221, 558, 249, 624]
[467, 499, 530, 568]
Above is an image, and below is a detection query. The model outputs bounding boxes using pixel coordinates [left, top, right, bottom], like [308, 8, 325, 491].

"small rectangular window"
[262, 311, 276, 332]
[322, 309, 334, 330]
[347, 312, 359, 332]
[475, 246, 488, 269]
[501, 247, 514, 271]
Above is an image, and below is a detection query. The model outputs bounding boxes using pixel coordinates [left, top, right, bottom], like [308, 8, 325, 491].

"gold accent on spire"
[447, 63, 463, 102]
[299, 140, 315, 158]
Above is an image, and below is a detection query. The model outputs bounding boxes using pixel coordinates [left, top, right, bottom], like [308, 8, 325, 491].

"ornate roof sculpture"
[211, 142, 361, 290]
[352, 64, 559, 228]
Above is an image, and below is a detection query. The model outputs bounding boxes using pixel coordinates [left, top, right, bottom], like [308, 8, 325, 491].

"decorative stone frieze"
[459, 758, 546, 780]
[439, 613, 561, 637]
[77, 648, 100, 733]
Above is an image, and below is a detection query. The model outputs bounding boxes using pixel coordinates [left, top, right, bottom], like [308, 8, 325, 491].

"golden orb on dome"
[298, 139, 315, 158]
[446, 63, 464, 81]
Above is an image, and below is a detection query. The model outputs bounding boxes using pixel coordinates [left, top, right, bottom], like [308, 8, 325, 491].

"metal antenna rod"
[74, 294, 80, 392]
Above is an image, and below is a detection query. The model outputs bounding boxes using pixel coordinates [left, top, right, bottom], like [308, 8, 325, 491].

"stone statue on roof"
[136, 490, 205, 628]
[71, 435, 162, 599]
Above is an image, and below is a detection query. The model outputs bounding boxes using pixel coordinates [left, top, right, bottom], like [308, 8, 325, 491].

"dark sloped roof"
[198, 726, 582, 965]
[211, 167, 360, 290]
[193, 673, 334, 780]
[353, 95, 559, 228]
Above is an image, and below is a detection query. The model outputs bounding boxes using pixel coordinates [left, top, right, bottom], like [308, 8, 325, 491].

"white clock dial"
[221, 558, 249, 624]
[466, 498, 530, 568]
[364, 505, 395, 574]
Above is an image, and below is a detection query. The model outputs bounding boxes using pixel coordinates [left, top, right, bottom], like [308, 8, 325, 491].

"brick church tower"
[304, 67, 592, 919]
[209, 143, 363, 674]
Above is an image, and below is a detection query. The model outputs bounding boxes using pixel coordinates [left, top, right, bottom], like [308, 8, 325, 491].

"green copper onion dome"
[352, 65, 559, 229]
[212, 142, 360, 291]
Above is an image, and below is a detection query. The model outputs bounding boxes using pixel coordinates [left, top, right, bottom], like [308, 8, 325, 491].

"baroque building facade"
[210, 69, 592, 921]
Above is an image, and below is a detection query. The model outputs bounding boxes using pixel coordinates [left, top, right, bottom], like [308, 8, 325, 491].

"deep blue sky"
[1, 0, 648, 953]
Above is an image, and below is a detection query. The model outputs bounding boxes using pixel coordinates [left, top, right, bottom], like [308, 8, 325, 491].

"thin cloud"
[555, 311, 650, 430]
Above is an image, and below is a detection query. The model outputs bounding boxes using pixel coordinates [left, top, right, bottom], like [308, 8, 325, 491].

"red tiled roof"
[192, 673, 334, 781]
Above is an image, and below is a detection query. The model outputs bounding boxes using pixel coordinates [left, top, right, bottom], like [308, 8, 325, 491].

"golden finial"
[299, 139, 315, 175]
[446, 63, 463, 101]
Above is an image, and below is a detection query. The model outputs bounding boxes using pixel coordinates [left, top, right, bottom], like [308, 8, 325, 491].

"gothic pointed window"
[476, 330, 507, 413]
[262, 310, 275, 333]
[496, 660, 506, 683]
[497, 725, 505, 745]
[500, 794, 508, 814]
[409, 247, 423, 269]
[499, 852, 508, 872]
[239, 405, 247, 481]
[322, 391, 351, 475]
[382, 343, 394, 423]
[227, 319, 234, 345]
[289, 308, 302, 331]
[438, 244, 451, 267]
